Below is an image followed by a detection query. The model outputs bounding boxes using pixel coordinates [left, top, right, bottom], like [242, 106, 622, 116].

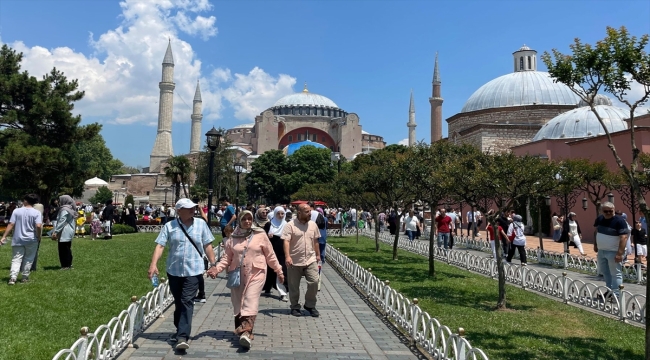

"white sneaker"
[176, 340, 189, 350]
[280, 295, 288, 302]
[8, 278, 16, 285]
[239, 333, 252, 348]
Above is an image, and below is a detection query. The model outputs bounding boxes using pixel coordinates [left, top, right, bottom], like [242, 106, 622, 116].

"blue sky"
[1, 0, 648, 168]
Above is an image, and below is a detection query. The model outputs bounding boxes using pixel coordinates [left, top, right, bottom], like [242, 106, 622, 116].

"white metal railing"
[326, 244, 490, 360]
[137, 225, 222, 233]
[335, 229, 646, 327]
[52, 245, 224, 360]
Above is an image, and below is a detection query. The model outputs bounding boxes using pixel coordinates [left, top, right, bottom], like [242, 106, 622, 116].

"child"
[75, 210, 86, 238]
[91, 208, 102, 240]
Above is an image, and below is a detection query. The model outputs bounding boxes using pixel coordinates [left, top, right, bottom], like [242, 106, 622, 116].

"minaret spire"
[430, 52, 444, 143]
[408, 90, 416, 147]
[190, 80, 203, 154]
[149, 40, 176, 172]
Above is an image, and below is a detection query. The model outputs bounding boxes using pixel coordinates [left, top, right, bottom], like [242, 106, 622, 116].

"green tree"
[164, 156, 192, 203]
[246, 149, 290, 204]
[283, 146, 337, 196]
[117, 165, 140, 174]
[406, 142, 476, 277]
[0, 45, 101, 203]
[72, 133, 123, 181]
[124, 194, 134, 209]
[543, 26, 650, 354]
[351, 148, 415, 260]
[450, 152, 558, 309]
[89, 186, 114, 205]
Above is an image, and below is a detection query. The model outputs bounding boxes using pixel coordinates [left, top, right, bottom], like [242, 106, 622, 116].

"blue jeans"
[437, 232, 450, 249]
[319, 242, 326, 262]
[597, 250, 623, 297]
[553, 229, 561, 241]
[406, 230, 416, 242]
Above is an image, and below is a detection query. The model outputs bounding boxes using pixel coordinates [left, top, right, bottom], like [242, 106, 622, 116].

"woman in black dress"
[263, 208, 288, 302]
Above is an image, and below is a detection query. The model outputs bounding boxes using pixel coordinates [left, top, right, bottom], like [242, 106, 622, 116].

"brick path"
[118, 265, 418, 360]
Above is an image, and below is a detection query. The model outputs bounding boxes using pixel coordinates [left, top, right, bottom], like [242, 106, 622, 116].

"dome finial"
[303, 82, 309, 93]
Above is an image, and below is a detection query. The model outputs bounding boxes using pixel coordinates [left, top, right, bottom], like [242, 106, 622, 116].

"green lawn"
[329, 237, 645, 360]
[0, 233, 221, 360]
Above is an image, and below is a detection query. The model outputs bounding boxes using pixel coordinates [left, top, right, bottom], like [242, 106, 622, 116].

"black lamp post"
[582, 197, 588, 211]
[206, 127, 223, 224]
[234, 162, 245, 216]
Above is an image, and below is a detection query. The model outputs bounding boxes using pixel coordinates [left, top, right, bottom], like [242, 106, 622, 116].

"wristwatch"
[208, 262, 217, 268]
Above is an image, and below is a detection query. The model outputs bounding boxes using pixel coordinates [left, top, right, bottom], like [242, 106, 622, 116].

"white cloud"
[222, 67, 296, 120]
[398, 138, 409, 145]
[6, 0, 295, 127]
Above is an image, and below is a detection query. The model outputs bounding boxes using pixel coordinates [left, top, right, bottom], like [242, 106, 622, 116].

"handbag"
[226, 235, 253, 289]
[177, 219, 209, 271]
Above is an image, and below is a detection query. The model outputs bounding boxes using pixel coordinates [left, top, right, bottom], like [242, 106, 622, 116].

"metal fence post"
[158, 278, 167, 317]
[128, 296, 138, 347]
[619, 285, 627, 322]
[563, 252, 568, 269]
[411, 298, 419, 345]
[537, 247, 542, 263]
[457, 327, 467, 360]
[465, 251, 470, 270]
[635, 263, 643, 284]
[77, 327, 90, 360]
[562, 272, 568, 304]
[521, 266, 527, 289]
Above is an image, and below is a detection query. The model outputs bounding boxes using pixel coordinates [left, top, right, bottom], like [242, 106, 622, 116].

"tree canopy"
[0, 44, 122, 203]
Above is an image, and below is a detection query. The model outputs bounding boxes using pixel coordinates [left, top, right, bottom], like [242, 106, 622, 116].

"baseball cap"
[175, 198, 198, 210]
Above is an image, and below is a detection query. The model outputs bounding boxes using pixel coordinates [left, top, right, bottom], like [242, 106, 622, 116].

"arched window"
[528, 56, 531, 69]
[520, 57, 524, 70]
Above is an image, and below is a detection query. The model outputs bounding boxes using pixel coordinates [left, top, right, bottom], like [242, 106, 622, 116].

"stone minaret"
[189, 80, 203, 154]
[407, 90, 416, 146]
[149, 40, 175, 172]
[429, 52, 443, 143]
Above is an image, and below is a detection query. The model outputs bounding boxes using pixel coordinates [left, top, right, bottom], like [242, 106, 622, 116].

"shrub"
[112, 224, 136, 235]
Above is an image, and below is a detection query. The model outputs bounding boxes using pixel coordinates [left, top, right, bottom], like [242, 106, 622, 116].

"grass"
[0, 232, 221, 360]
[329, 236, 645, 360]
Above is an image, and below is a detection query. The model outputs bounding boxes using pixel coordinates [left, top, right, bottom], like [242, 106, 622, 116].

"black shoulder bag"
[177, 219, 209, 271]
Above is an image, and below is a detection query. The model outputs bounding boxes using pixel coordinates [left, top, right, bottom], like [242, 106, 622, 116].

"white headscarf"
[269, 208, 287, 237]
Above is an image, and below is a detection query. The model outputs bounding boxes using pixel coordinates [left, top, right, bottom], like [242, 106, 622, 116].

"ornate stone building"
[224, 84, 385, 163]
[445, 45, 580, 152]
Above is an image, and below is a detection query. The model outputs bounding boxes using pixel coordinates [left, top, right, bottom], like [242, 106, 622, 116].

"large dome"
[461, 71, 579, 113]
[273, 90, 338, 108]
[532, 104, 638, 141]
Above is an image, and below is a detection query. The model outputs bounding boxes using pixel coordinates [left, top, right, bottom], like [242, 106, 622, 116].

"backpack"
[315, 212, 326, 229]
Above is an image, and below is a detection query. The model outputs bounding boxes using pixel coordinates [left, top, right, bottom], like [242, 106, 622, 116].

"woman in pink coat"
[208, 210, 284, 348]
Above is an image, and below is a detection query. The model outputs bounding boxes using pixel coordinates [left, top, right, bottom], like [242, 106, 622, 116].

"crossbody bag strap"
[236, 235, 253, 268]
[177, 219, 204, 258]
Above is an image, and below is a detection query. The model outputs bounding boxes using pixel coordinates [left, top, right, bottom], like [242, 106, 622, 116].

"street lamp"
[582, 197, 588, 211]
[206, 127, 223, 224]
[234, 162, 245, 216]
[544, 195, 551, 207]
[607, 192, 615, 204]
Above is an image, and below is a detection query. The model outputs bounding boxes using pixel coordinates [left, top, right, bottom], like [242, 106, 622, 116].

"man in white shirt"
[349, 208, 357, 229]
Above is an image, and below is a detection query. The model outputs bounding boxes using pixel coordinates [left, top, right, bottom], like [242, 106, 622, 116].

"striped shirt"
[593, 215, 628, 252]
[155, 218, 214, 277]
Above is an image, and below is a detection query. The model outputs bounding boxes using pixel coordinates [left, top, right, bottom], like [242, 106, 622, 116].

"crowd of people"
[148, 198, 326, 350]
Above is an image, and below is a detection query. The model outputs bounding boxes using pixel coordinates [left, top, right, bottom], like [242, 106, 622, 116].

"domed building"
[445, 45, 581, 152]
[225, 84, 386, 164]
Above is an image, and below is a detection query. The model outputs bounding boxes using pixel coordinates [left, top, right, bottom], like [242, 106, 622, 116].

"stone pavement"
[118, 265, 419, 360]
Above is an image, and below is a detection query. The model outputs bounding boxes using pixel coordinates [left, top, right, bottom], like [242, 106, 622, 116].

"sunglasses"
[603, 210, 614, 214]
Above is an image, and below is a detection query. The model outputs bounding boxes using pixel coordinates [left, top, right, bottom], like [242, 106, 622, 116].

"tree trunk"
[429, 208, 436, 277]
[492, 218, 507, 310]
[392, 210, 401, 260]
[175, 182, 181, 203]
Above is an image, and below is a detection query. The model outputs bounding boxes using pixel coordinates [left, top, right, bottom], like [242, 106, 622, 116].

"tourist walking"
[401, 210, 421, 243]
[148, 198, 217, 351]
[551, 213, 562, 242]
[91, 208, 102, 240]
[52, 195, 77, 270]
[486, 210, 507, 259]
[1, 194, 42, 284]
[435, 208, 452, 249]
[631, 220, 648, 263]
[220, 197, 236, 237]
[561, 212, 586, 256]
[593, 202, 628, 298]
[466, 209, 476, 237]
[506, 215, 527, 265]
[101, 199, 115, 239]
[208, 210, 284, 348]
[282, 204, 321, 317]
[263, 208, 289, 301]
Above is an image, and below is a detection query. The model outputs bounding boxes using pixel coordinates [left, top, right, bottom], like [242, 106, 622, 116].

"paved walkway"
[118, 265, 418, 360]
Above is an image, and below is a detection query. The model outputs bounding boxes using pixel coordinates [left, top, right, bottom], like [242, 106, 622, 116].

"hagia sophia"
[101, 41, 649, 213]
